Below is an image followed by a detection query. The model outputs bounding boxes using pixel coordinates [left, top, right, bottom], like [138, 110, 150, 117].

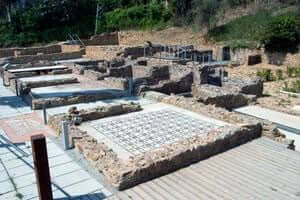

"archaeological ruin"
[0, 32, 296, 191]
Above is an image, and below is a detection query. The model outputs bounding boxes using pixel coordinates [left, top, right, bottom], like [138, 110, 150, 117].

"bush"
[256, 69, 275, 82]
[287, 66, 300, 78]
[99, 3, 171, 32]
[276, 69, 284, 80]
[209, 10, 273, 43]
[261, 15, 300, 52]
[0, 0, 97, 47]
[283, 80, 300, 93]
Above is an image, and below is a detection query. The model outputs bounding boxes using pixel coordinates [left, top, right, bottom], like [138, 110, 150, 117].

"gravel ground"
[227, 64, 300, 116]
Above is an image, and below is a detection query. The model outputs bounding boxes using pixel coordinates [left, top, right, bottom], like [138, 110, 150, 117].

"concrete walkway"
[0, 77, 113, 199]
[235, 105, 300, 134]
[0, 130, 112, 200]
[0, 83, 32, 119]
[235, 105, 300, 151]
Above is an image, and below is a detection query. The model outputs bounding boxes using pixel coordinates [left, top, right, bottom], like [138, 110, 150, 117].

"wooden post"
[31, 134, 53, 200]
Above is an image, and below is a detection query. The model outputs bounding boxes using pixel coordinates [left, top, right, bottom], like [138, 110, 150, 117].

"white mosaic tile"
[89, 108, 222, 155]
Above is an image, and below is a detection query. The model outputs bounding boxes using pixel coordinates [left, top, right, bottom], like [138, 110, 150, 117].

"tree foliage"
[261, 15, 300, 52]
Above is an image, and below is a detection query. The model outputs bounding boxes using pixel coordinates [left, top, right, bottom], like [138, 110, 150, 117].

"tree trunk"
[6, 5, 11, 23]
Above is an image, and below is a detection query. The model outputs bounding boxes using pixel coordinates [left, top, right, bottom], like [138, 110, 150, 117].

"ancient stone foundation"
[192, 84, 250, 110]
[27, 91, 124, 110]
[47, 95, 261, 190]
[63, 119, 261, 190]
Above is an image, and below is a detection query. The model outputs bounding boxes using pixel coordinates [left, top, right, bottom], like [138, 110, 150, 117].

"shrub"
[256, 69, 275, 82]
[283, 80, 300, 93]
[99, 3, 171, 32]
[287, 67, 300, 78]
[276, 69, 284, 80]
[261, 15, 300, 52]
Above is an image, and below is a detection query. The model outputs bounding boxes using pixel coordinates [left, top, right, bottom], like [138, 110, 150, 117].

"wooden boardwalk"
[113, 137, 300, 200]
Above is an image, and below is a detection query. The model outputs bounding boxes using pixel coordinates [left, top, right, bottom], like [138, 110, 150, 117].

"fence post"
[31, 134, 53, 200]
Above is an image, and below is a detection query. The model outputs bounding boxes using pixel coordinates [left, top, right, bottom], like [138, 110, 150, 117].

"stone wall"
[140, 72, 193, 95]
[192, 84, 250, 110]
[19, 77, 78, 90]
[84, 70, 108, 80]
[15, 45, 62, 56]
[5, 51, 84, 64]
[61, 44, 82, 53]
[0, 45, 62, 58]
[223, 77, 264, 97]
[102, 77, 129, 90]
[85, 46, 125, 60]
[142, 91, 260, 125]
[132, 65, 150, 78]
[231, 48, 300, 66]
[109, 65, 132, 78]
[83, 32, 119, 46]
[48, 103, 141, 133]
[29, 91, 124, 110]
[0, 48, 17, 58]
[47, 92, 261, 190]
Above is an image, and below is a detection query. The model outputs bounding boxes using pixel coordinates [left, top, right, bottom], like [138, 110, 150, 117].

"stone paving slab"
[0, 76, 113, 199]
[0, 137, 113, 200]
[0, 81, 32, 120]
[31, 84, 126, 99]
[0, 113, 51, 143]
[54, 58, 90, 64]
[8, 65, 67, 73]
[18, 74, 76, 83]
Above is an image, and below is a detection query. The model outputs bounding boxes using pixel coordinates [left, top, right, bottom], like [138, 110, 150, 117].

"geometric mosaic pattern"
[90, 108, 222, 155]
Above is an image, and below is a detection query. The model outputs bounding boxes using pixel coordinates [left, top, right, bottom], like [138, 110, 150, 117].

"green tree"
[261, 15, 300, 52]
[193, 0, 219, 31]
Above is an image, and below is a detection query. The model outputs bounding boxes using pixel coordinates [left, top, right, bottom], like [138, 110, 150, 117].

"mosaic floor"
[89, 108, 222, 155]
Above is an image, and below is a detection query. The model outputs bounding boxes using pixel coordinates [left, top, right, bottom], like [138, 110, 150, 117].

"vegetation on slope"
[0, 0, 299, 51]
[209, 9, 300, 51]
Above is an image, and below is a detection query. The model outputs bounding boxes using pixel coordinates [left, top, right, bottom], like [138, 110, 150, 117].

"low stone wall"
[83, 32, 119, 46]
[29, 91, 124, 110]
[85, 46, 125, 60]
[62, 117, 260, 190]
[192, 84, 250, 110]
[84, 70, 108, 80]
[132, 65, 150, 78]
[70, 61, 105, 75]
[15, 45, 62, 56]
[109, 65, 132, 78]
[5, 71, 38, 86]
[61, 44, 82, 53]
[0, 48, 17, 58]
[5, 51, 84, 64]
[0, 45, 62, 58]
[140, 72, 193, 95]
[50, 68, 73, 75]
[142, 91, 260, 126]
[223, 77, 264, 97]
[48, 103, 141, 134]
[48, 101, 261, 190]
[231, 48, 300, 66]
[20, 77, 78, 90]
[102, 77, 129, 90]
